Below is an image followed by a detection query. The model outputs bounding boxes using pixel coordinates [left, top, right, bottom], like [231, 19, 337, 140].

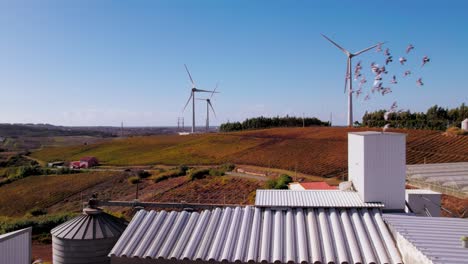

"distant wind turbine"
[321, 34, 383, 126]
[197, 83, 219, 131]
[183, 64, 218, 133]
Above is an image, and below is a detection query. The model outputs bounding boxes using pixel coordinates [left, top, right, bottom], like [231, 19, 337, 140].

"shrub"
[153, 167, 187, 183]
[187, 169, 209, 181]
[209, 168, 225, 177]
[220, 163, 235, 172]
[0, 213, 76, 236]
[264, 174, 293, 189]
[137, 170, 152, 179]
[127, 176, 141, 185]
[28, 208, 47, 217]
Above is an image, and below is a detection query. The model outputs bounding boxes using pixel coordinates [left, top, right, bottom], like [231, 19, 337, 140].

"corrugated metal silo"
[51, 207, 127, 264]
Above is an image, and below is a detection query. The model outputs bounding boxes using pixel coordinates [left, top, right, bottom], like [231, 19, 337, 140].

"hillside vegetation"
[32, 127, 468, 178]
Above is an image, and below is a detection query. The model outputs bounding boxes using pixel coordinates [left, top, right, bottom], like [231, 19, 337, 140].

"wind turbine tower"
[183, 64, 218, 133]
[197, 83, 219, 131]
[321, 34, 382, 127]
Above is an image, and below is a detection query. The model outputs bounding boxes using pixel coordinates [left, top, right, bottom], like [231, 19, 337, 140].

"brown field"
[31, 127, 468, 178]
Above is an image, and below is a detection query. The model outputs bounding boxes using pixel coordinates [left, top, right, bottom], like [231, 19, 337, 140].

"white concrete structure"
[348, 132, 406, 210]
[462, 118, 468, 131]
[0, 227, 32, 264]
[405, 189, 441, 216]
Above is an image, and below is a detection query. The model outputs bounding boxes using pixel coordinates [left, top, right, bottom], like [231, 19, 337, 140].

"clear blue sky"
[0, 0, 466, 126]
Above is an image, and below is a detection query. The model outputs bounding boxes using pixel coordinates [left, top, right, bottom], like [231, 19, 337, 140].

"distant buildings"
[69, 156, 99, 169]
[289, 181, 337, 190]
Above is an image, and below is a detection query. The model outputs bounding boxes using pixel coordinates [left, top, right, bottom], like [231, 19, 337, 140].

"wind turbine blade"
[196, 98, 206, 101]
[344, 57, 350, 93]
[184, 64, 196, 88]
[182, 92, 193, 112]
[208, 101, 217, 118]
[210, 82, 219, 99]
[195, 89, 218, 93]
[321, 34, 349, 55]
[354, 42, 384, 56]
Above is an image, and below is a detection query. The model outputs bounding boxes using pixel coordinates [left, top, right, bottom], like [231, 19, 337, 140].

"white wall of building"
[0, 227, 31, 264]
[348, 132, 406, 210]
[405, 189, 441, 216]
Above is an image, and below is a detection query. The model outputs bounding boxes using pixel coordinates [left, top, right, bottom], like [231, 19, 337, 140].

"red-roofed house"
[79, 157, 99, 168]
[289, 181, 337, 190]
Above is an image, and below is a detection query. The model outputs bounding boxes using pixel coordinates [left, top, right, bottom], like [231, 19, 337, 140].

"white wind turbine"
[183, 64, 218, 133]
[197, 83, 219, 131]
[321, 34, 383, 127]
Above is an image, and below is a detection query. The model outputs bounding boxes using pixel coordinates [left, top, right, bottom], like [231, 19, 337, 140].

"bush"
[220, 163, 235, 172]
[127, 176, 141, 185]
[137, 170, 152, 179]
[152, 167, 187, 183]
[0, 213, 76, 236]
[187, 169, 210, 181]
[264, 174, 293, 189]
[209, 168, 225, 177]
[28, 208, 47, 217]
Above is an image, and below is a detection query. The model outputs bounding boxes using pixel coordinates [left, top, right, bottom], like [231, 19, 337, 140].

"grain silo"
[51, 207, 127, 264]
[462, 118, 468, 131]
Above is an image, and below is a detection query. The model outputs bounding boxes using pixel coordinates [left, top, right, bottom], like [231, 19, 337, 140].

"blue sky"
[0, 0, 466, 126]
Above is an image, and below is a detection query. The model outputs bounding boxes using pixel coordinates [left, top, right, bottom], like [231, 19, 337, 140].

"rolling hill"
[31, 127, 468, 178]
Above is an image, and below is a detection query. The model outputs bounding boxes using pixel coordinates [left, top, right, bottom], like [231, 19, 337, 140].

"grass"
[0, 172, 115, 217]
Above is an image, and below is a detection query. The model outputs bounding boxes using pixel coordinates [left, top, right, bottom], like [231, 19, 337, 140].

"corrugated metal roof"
[110, 207, 402, 264]
[384, 214, 468, 264]
[51, 208, 127, 240]
[255, 190, 384, 208]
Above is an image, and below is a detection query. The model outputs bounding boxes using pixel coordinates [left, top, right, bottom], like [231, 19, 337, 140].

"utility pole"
[330, 112, 333, 126]
[121, 121, 124, 137]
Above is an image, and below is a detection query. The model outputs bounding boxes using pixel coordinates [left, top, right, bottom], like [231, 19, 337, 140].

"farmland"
[0, 172, 115, 217]
[31, 127, 468, 178]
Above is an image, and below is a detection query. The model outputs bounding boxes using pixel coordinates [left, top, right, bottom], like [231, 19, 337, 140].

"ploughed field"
[32, 127, 468, 178]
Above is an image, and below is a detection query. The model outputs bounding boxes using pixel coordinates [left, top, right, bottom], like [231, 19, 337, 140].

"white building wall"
[0, 227, 32, 264]
[405, 189, 441, 216]
[348, 132, 406, 210]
